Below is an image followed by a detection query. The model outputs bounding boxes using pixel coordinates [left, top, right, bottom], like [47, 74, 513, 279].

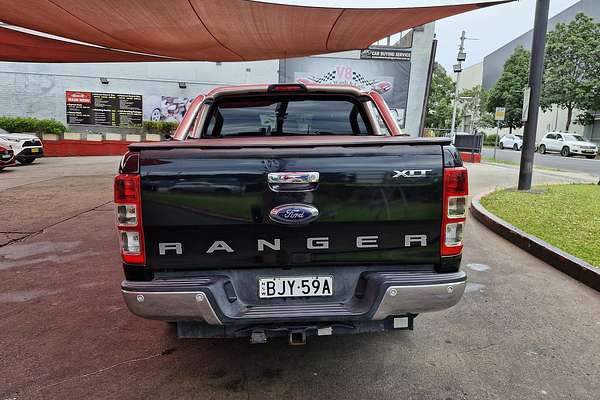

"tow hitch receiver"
[289, 330, 307, 346]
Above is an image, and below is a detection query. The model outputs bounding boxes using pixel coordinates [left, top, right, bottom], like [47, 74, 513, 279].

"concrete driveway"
[1, 157, 598, 400]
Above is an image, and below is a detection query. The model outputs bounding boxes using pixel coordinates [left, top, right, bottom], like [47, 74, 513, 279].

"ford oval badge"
[269, 204, 319, 225]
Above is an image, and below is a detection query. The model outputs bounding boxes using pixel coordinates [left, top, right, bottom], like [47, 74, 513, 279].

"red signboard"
[66, 91, 92, 104]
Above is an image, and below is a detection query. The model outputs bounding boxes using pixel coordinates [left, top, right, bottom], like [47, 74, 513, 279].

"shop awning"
[0, 0, 512, 62]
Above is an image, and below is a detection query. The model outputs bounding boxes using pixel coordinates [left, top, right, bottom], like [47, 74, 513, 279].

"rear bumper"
[121, 270, 466, 324]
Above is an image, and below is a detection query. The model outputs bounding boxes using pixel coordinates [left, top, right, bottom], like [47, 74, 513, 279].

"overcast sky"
[434, 0, 580, 72]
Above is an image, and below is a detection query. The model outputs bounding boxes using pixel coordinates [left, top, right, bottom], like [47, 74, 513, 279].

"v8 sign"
[281, 56, 410, 127]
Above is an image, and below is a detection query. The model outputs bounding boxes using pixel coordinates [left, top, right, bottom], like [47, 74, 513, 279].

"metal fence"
[454, 133, 484, 154]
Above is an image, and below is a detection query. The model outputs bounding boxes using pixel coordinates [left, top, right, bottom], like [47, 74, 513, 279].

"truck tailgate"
[138, 140, 444, 271]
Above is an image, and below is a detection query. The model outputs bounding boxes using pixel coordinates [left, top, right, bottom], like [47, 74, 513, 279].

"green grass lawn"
[480, 184, 600, 267]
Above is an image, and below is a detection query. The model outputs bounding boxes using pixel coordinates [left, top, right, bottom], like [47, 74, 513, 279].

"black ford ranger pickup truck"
[114, 84, 468, 344]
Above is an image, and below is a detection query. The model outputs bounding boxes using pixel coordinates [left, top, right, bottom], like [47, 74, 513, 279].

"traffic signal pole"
[518, 0, 550, 190]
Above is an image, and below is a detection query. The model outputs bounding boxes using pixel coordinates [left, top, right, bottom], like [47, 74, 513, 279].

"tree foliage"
[425, 63, 455, 130]
[541, 13, 600, 131]
[487, 46, 530, 133]
[459, 85, 495, 130]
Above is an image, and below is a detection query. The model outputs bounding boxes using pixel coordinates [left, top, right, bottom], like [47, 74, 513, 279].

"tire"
[150, 108, 162, 122]
[538, 144, 546, 154]
[561, 146, 571, 157]
[499, 142, 504, 150]
[585, 155, 596, 159]
[17, 157, 35, 165]
[513, 144, 519, 151]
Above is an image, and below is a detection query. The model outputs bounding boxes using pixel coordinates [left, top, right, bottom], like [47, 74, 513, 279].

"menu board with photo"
[66, 91, 143, 127]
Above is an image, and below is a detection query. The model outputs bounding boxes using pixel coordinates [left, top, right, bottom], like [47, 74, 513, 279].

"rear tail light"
[442, 167, 468, 256]
[114, 169, 145, 265]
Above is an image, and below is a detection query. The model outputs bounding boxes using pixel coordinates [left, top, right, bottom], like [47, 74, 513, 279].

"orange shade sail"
[0, 0, 512, 62]
[0, 27, 171, 62]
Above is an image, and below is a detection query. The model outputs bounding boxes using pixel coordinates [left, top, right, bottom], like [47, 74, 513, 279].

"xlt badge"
[392, 169, 432, 178]
[269, 204, 319, 225]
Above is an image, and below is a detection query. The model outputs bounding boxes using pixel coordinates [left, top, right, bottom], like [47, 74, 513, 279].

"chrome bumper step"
[122, 270, 466, 325]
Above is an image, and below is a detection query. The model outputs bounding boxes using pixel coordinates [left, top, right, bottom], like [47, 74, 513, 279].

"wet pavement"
[1, 157, 599, 400]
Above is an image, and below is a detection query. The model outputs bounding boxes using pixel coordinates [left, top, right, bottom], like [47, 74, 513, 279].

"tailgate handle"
[267, 172, 319, 192]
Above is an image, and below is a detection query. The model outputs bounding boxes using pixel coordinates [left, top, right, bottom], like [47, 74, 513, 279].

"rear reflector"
[115, 174, 139, 203]
[442, 167, 468, 257]
[445, 168, 468, 193]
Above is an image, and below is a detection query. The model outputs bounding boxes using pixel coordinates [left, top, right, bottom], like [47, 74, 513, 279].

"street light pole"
[450, 30, 466, 139]
[518, 0, 550, 190]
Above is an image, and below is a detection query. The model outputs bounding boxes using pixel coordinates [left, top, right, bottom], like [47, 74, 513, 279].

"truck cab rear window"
[201, 97, 372, 137]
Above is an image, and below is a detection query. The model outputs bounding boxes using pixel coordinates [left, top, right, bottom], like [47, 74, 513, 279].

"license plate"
[259, 276, 333, 298]
[31, 148, 40, 153]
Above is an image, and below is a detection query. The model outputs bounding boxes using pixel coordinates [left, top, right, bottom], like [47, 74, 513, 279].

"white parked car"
[499, 134, 523, 150]
[537, 132, 597, 159]
[0, 128, 44, 164]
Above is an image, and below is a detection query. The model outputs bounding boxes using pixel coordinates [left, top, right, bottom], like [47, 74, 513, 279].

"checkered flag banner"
[306, 70, 336, 84]
[351, 72, 377, 86]
[297, 70, 378, 87]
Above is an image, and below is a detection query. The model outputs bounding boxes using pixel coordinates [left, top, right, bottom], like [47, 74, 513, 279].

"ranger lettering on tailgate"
[158, 234, 428, 255]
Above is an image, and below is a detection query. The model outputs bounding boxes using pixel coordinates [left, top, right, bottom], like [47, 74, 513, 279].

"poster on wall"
[65, 91, 143, 127]
[360, 48, 411, 61]
[280, 56, 410, 127]
[143, 96, 192, 123]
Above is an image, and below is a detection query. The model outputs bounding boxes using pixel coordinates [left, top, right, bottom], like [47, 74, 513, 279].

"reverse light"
[116, 204, 138, 225]
[441, 167, 468, 256]
[120, 231, 141, 253]
[445, 222, 464, 247]
[447, 196, 467, 218]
